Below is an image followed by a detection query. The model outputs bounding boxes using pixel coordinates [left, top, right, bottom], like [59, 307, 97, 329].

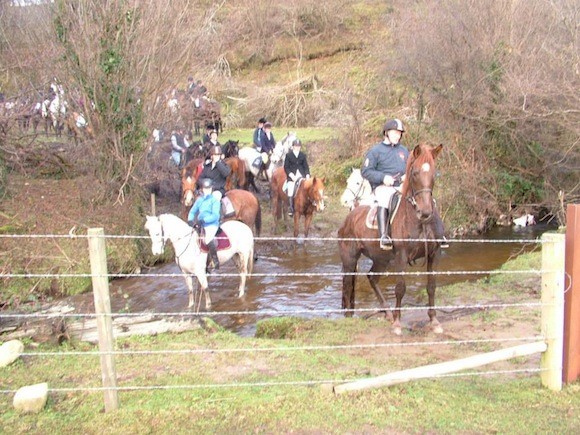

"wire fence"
[0, 232, 561, 396]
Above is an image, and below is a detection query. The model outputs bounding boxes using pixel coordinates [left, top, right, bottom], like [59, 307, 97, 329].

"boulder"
[13, 383, 49, 413]
[0, 339, 24, 367]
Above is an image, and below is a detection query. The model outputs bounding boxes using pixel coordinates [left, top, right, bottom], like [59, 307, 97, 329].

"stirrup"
[288, 207, 294, 216]
[379, 235, 393, 250]
[440, 237, 449, 249]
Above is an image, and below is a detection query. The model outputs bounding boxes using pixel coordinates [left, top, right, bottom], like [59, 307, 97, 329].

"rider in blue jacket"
[361, 119, 409, 250]
[188, 178, 221, 270]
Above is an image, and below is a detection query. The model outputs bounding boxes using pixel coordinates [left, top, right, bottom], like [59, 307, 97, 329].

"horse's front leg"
[293, 213, 300, 238]
[195, 265, 211, 311]
[184, 275, 196, 309]
[303, 212, 314, 238]
[427, 255, 443, 334]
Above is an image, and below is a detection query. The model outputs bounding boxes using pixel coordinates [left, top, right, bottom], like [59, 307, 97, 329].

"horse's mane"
[401, 143, 436, 198]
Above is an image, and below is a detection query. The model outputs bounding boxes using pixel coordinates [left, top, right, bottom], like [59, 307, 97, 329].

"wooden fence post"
[88, 228, 119, 411]
[150, 192, 156, 216]
[564, 204, 580, 383]
[540, 232, 565, 391]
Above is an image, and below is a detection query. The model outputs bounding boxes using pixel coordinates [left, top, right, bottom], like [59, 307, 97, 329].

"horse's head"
[181, 160, 201, 207]
[271, 132, 296, 164]
[305, 176, 326, 212]
[223, 140, 239, 158]
[144, 215, 166, 255]
[340, 168, 368, 209]
[402, 143, 443, 223]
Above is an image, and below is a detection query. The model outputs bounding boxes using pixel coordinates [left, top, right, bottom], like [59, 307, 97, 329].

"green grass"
[2, 259, 580, 435]
[218, 127, 338, 147]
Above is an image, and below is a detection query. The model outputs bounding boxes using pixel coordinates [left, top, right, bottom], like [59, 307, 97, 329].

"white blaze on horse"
[340, 168, 374, 209]
[144, 214, 254, 310]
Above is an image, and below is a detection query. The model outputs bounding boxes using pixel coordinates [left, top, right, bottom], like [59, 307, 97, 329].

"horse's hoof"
[392, 326, 402, 336]
[432, 323, 443, 334]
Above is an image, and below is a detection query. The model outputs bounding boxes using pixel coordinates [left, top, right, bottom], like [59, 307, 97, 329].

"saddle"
[365, 193, 401, 230]
[198, 228, 232, 252]
[283, 177, 304, 197]
[221, 196, 235, 219]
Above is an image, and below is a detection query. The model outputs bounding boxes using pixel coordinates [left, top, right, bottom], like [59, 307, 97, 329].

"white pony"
[340, 168, 374, 209]
[145, 214, 254, 310]
[238, 132, 297, 186]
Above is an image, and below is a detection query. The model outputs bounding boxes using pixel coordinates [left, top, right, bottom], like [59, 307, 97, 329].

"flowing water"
[96, 223, 551, 337]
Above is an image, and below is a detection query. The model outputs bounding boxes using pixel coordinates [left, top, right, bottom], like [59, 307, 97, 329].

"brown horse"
[224, 157, 247, 191]
[270, 166, 326, 238]
[338, 143, 444, 335]
[223, 189, 262, 236]
[180, 158, 204, 218]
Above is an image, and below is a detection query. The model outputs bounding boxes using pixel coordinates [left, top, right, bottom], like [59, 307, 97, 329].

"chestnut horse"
[270, 166, 325, 238]
[180, 158, 204, 217]
[338, 143, 444, 335]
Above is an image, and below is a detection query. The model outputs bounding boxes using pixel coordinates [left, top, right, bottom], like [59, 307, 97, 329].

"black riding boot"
[377, 206, 392, 250]
[288, 196, 295, 216]
[207, 240, 219, 271]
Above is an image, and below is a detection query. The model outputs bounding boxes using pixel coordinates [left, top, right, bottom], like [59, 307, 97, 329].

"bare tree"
[384, 0, 580, 224]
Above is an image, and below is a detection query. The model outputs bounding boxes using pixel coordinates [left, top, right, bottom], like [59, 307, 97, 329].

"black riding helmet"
[383, 118, 405, 134]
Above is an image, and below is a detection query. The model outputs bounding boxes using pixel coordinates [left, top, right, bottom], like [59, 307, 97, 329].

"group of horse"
[163, 89, 222, 137]
[1, 88, 93, 143]
[145, 140, 446, 336]
[179, 132, 327, 239]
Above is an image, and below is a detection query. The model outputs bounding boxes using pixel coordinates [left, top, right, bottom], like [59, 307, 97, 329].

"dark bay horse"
[270, 166, 326, 238]
[222, 140, 239, 158]
[338, 143, 444, 335]
[224, 157, 247, 191]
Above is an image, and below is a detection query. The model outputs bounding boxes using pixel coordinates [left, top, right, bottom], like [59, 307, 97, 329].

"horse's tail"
[255, 200, 262, 237]
[247, 243, 255, 275]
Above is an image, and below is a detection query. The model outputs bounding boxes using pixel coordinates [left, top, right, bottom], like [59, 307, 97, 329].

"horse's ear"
[412, 145, 422, 158]
[432, 144, 444, 158]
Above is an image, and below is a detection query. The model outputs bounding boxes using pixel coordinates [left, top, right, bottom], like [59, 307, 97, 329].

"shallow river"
[97, 223, 551, 336]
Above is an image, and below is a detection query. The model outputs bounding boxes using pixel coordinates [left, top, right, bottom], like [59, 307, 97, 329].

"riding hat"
[383, 118, 405, 134]
[258, 117, 267, 124]
[211, 145, 222, 155]
[200, 178, 213, 189]
[292, 139, 302, 147]
[206, 123, 215, 130]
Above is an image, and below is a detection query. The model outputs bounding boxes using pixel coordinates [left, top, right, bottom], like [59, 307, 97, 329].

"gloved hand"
[383, 175, 395, 186]
[306, 174, 311, 179]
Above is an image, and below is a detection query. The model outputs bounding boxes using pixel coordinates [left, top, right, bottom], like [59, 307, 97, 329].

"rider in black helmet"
[188, 178, 221, 270]
[361, 119, 409, 250]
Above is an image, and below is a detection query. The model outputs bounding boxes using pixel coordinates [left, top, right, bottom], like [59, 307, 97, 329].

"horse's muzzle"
[183, 190, 195, 207]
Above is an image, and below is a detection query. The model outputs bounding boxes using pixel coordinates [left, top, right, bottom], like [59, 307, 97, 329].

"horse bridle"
[155, 216, 195, 261]
[345, 181, 366, 203]
[407, 187, 433, 209]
